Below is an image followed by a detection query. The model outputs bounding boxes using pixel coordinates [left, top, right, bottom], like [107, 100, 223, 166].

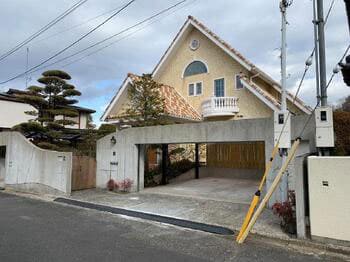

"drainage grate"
[54, 198, 234, 236]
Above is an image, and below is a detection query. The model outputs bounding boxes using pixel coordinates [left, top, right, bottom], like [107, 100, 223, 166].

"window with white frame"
[235, 74, 244, 89]
[188, 82, 202, 96]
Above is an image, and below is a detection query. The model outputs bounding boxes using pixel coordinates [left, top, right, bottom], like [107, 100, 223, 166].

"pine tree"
[126, 74, 165, 126]
[14, 70, 82, 149]
[17, 70, 81, 127]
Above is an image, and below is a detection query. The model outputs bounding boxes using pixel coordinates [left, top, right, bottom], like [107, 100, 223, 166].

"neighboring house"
[0, 89, 95, 131]
[101, 16, 311, 125]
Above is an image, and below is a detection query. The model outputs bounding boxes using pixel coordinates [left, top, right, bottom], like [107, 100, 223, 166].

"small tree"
[125, 74, 165, 173]
[125, 74, 165, 126]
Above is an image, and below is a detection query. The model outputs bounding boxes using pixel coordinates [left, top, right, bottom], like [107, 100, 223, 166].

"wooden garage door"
[207, 142, 265, 170]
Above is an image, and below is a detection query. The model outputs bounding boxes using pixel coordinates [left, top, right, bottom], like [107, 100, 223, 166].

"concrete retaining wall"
[0, 132, 72, 194]
[308, 156, 350, 242]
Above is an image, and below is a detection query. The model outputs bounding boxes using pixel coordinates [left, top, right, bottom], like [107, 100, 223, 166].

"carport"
[96, 115, 315, 205]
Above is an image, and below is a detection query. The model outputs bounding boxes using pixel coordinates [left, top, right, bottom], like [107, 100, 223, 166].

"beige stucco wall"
[154, 28, 273, 119]
[107, 26, 306, 122]
[0, 100, 36, 129]
[308, 156, 350, 242]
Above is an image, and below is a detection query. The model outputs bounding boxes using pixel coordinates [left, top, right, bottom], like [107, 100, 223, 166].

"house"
[99, 16, 312, 185]
[101, 16, 311, 126]
[0, 89, 95, 131]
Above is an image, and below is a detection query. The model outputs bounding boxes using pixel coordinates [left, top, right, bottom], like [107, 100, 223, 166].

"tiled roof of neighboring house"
[106, 73, 202, 122]
[3, 89, 95, 114]
[0, 92, 26, 103]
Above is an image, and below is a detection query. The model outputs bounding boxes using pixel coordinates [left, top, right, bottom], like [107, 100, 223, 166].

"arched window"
[183, 61, 208, 77]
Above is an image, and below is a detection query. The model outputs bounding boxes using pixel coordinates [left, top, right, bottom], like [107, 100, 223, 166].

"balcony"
[201, 97, 239, 118]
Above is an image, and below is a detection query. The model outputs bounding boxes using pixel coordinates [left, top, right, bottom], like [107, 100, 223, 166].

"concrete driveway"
[144, 177, 259, 204]
[69, 176, 286, 240]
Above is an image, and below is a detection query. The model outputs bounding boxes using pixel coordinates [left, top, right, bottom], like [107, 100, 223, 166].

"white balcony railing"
[201, 96, 239, 117]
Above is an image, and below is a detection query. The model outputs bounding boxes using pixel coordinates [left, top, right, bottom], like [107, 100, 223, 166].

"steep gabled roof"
[152, 15, 311, 114]
[241, 77, 312, 114]
[101, 73, 201, 122]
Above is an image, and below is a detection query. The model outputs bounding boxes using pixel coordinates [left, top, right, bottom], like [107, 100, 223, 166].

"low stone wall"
[0, 132, 72, 194]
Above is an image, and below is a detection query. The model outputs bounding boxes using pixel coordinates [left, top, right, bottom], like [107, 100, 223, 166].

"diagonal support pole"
[238, 138, 301, 244]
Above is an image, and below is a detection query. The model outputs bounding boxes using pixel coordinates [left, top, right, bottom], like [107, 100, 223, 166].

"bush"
[333, 111, 350, 156]
[167, 159, 195, 178]
[107, 179, 115, 191]
[118, 179, 133, 192]
[144, 159, 195, 187]
[98, 124, 116, 136]
[36, 142, 60, 151]
[272, 190, 296, 234]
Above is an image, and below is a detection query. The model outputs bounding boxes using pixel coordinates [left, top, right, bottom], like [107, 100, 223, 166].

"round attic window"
[190, 39, 200, 50]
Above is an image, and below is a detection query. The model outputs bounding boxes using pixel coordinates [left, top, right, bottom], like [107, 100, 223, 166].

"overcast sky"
[0, 0, 349, 125]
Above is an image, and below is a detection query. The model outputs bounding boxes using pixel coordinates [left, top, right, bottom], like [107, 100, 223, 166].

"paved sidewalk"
[70, 188, 288, 240]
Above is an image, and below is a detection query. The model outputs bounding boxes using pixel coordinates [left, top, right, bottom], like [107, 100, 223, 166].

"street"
[0, 192, 341, 262]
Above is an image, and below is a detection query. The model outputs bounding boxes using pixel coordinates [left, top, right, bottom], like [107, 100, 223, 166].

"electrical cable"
[32, 2, 131, 45]
[0, 0, 135, 85]
[298, 43, 350, 138]
[0, 0, 88, 62]
[11, 0, 189, 76]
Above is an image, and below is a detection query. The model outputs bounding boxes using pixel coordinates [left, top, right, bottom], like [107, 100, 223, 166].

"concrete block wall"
[0, 132, 72, 194]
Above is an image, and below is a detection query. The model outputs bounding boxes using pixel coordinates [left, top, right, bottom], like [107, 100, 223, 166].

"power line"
[14, 0, 189, 76]
[298, 43, 350, 138]
[32, 2, 131, 45]
[0, 0, 136, 85]
[61, 0, 196, 68]
[0, 0, 88, 62]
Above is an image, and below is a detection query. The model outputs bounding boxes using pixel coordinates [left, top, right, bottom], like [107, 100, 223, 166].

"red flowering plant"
[272, 190, 296, 234]
[119, 178, 134, 192]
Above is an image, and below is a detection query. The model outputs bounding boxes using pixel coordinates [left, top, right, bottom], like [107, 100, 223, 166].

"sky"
[0, 0, 349, 126]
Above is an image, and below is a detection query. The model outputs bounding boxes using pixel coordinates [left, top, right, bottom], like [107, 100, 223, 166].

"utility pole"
[313, 0, 334, 155]
[317, 0, 327, 106]
[280, 1, 288, 113]
[278, 0, 292, 203]
[313, 0, 321, 104]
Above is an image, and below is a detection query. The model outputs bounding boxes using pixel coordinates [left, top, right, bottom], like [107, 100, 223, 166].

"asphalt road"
[0, 192, 342, 262]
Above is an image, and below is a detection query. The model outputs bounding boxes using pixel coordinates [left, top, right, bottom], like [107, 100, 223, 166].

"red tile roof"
[107, 73, 201, 122]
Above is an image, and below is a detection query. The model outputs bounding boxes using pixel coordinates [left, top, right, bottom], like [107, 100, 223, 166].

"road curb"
[54, 197, 235, 236]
